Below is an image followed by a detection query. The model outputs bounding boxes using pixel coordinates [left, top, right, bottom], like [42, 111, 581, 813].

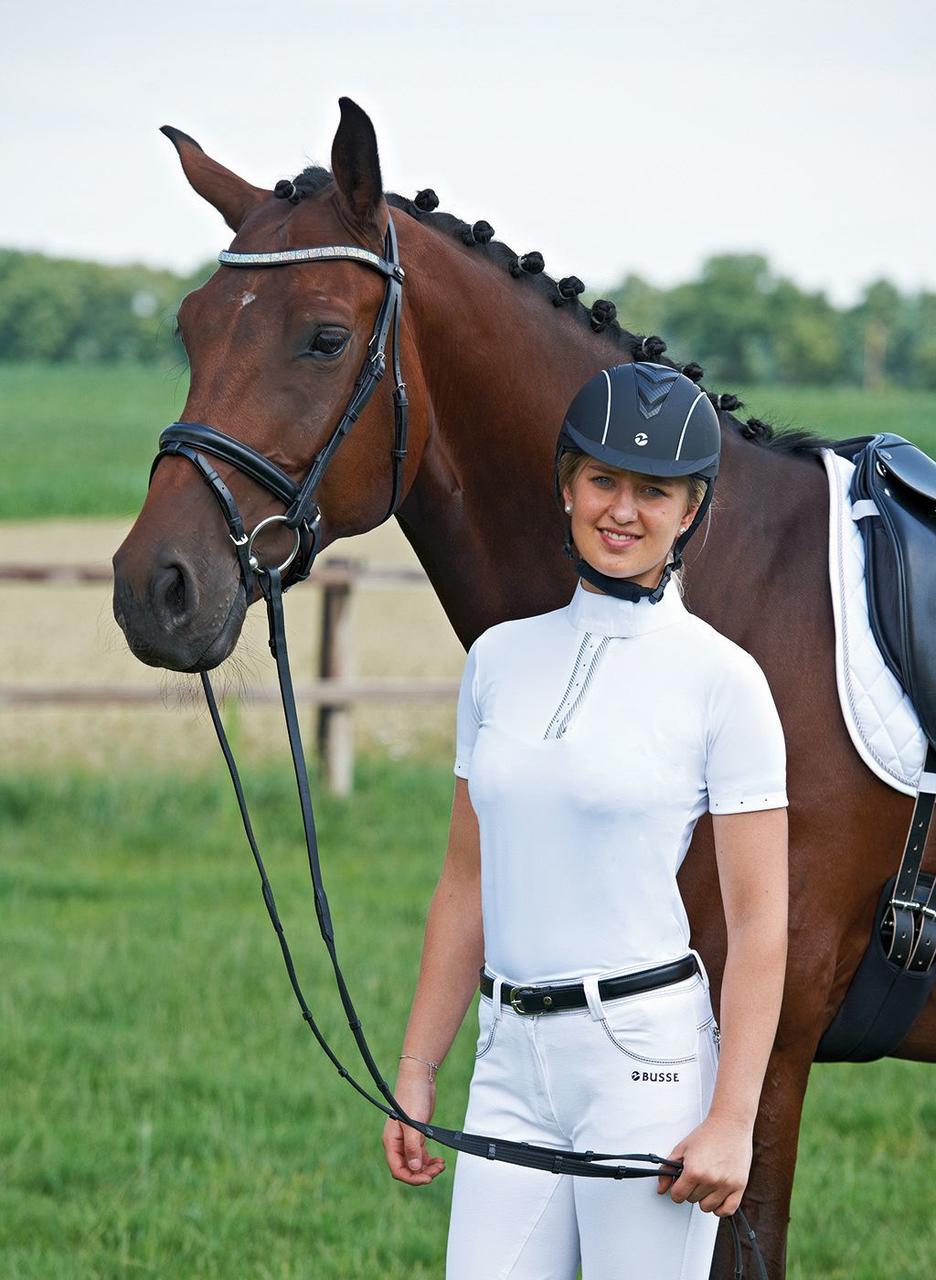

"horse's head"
[113, 98, 421, 671]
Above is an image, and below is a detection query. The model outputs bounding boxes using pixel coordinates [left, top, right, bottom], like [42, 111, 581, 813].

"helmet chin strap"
[562, 533, 675, 604]
[560, 475, 714, 605]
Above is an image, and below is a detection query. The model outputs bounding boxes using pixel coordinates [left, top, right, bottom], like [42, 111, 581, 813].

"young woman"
[382, 362, 789, 1280]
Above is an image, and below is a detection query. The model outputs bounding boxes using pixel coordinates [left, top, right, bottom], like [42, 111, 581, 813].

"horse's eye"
[303, 328, 349, 358]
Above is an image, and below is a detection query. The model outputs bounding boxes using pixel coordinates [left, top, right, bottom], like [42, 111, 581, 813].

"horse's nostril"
[153, 560, 197, 629]
[165, 566, 186, 614]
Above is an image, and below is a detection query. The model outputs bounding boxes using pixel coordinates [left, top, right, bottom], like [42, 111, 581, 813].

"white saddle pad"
[820, 446, 927, 796]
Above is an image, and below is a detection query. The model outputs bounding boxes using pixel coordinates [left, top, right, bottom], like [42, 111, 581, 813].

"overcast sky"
[3, 0, 933, 306]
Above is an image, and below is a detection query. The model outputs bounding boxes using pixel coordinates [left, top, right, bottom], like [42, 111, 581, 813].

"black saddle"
[817, 432, 936, 1062]
[832, 431, 936, 745]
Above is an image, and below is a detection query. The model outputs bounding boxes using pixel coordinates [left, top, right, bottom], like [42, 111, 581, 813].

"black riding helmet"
[555, 362, 721, 604]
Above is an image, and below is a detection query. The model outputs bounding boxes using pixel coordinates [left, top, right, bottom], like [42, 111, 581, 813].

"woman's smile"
[597, 528, 642, 550]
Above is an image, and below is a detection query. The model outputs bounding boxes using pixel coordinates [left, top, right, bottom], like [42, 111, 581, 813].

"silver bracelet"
[399, 1052, 440, 1083]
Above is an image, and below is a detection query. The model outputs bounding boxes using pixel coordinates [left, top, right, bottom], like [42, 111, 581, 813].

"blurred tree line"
[606, 254, 936, 389]
[1, 245, 934, 388]
[0, 250, 213, 364]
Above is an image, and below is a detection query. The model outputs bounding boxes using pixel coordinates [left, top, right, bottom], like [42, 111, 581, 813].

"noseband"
[151, 218, 409, 598]
[145, 210, 767, 1278]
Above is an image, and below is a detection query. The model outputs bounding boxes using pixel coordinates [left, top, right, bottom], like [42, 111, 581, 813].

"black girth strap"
[148, 211, 767, 1278]
[886, 739, 936, 970]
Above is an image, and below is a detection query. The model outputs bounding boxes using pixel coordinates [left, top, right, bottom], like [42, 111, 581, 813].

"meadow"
[2, 361, 935, 520]
[3, 762, 936, 1279]
[2, 362, 935, 1277]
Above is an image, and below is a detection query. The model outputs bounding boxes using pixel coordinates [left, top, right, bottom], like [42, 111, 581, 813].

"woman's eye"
[303, 329, 349, 357]
[590, 476, 665, 497]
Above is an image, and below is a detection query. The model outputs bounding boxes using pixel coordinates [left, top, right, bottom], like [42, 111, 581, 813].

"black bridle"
[148, 211, 767, 1279]
[153, 221, 410, 600]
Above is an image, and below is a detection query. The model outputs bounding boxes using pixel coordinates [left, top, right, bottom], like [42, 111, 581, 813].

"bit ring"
[245, 514, 301, 575]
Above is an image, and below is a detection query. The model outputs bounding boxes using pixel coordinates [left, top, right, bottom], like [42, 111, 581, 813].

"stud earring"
[565, 504, 572, 513]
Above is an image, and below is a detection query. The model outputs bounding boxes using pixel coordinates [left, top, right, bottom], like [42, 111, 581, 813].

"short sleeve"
[705, 652, 788, 814]
[453, 638, 482, 779]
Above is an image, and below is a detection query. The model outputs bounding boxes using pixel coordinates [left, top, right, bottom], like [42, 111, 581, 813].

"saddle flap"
[849, 433, 936, 745]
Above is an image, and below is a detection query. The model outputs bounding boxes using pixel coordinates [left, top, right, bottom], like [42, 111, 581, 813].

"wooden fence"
[0, 560, 458, 795]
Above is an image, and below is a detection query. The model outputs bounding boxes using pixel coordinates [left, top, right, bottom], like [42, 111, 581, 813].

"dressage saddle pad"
[820, 446, 927, 796]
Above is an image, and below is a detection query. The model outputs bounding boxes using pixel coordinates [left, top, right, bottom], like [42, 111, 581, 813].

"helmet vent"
[635, 364, 680, 421]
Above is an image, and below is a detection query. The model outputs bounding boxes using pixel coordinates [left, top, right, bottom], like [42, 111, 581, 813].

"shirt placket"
[543, 633, 612, 739]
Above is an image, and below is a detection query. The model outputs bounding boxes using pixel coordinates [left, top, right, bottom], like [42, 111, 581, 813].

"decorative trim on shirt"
[544, 633, 612, 739]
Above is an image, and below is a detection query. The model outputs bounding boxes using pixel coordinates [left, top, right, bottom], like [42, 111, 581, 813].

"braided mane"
[288, 165, 839, 459]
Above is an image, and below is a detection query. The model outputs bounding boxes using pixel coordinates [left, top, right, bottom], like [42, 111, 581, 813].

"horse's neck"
[394, 219, 625, 646]
[390, 215, 824, 655]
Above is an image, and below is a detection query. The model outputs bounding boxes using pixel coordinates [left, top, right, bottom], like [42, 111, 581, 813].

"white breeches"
[446, 953, 722, 1280]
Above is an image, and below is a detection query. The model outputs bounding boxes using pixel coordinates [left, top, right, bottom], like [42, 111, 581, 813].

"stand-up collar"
[566, 573, 688, 638]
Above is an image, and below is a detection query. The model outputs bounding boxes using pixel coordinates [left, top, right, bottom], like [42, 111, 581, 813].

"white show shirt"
[453, 574, 788, 983]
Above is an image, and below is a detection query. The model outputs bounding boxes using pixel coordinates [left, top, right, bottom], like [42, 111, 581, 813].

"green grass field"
[2, 761, 935, 1279]
[1, 361, 935, 521]
[0, 363, 189, 520]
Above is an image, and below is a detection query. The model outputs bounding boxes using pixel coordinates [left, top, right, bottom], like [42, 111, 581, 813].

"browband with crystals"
[218, 245, 403, 279]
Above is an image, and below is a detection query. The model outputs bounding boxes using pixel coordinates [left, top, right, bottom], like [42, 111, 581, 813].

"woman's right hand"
[382, 1061, 448, 1186]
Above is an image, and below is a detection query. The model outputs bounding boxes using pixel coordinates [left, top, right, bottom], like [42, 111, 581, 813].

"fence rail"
[0, 561, 432, 587]
[0, 679, 459, 706]
[2, 558, 457, 794]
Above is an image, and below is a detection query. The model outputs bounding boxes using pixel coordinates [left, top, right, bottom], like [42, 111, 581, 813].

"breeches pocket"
[599, 979, 704, 1065]
[475, 995, 499, 1059]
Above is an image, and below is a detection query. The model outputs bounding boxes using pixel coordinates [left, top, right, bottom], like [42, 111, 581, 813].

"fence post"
[317, 561, 354, 796]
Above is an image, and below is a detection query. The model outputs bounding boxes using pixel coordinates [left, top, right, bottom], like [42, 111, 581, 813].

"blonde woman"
[382, 362, 789, 1279]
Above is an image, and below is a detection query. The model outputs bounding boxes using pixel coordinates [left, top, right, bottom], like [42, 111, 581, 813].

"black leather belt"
[479, 953, 700, 1016]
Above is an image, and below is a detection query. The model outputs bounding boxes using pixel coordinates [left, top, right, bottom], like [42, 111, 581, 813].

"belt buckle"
[509, 985, 537, 1015]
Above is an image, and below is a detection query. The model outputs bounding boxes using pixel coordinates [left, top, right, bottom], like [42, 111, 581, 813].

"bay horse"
[112, 97, 935, 1277]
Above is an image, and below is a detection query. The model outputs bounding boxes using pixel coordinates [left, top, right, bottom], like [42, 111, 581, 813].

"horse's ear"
[330, 97, 386, 232]
[160, 126, 269, 232]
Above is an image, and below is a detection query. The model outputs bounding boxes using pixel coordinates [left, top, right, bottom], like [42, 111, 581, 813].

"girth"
[146, 211, 767, 1279]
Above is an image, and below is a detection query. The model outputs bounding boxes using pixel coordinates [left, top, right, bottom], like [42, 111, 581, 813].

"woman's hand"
[381, 1060, 448, 1186]
[656, 1113, 753, 1216]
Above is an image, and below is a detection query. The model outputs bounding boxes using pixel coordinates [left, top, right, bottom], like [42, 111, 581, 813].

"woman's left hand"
[657, 1114, 753, 1216]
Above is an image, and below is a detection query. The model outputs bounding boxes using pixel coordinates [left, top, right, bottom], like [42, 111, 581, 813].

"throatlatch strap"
[197, 566, 767, 1279]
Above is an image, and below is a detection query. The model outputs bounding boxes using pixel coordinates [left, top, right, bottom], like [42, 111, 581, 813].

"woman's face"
[562, 460, 699, 591]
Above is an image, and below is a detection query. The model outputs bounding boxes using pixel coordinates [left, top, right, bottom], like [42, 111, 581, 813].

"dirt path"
[1, 518, 465, 771]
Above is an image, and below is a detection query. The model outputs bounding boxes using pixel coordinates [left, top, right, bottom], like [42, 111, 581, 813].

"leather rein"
[148, 212, 767, 1280]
